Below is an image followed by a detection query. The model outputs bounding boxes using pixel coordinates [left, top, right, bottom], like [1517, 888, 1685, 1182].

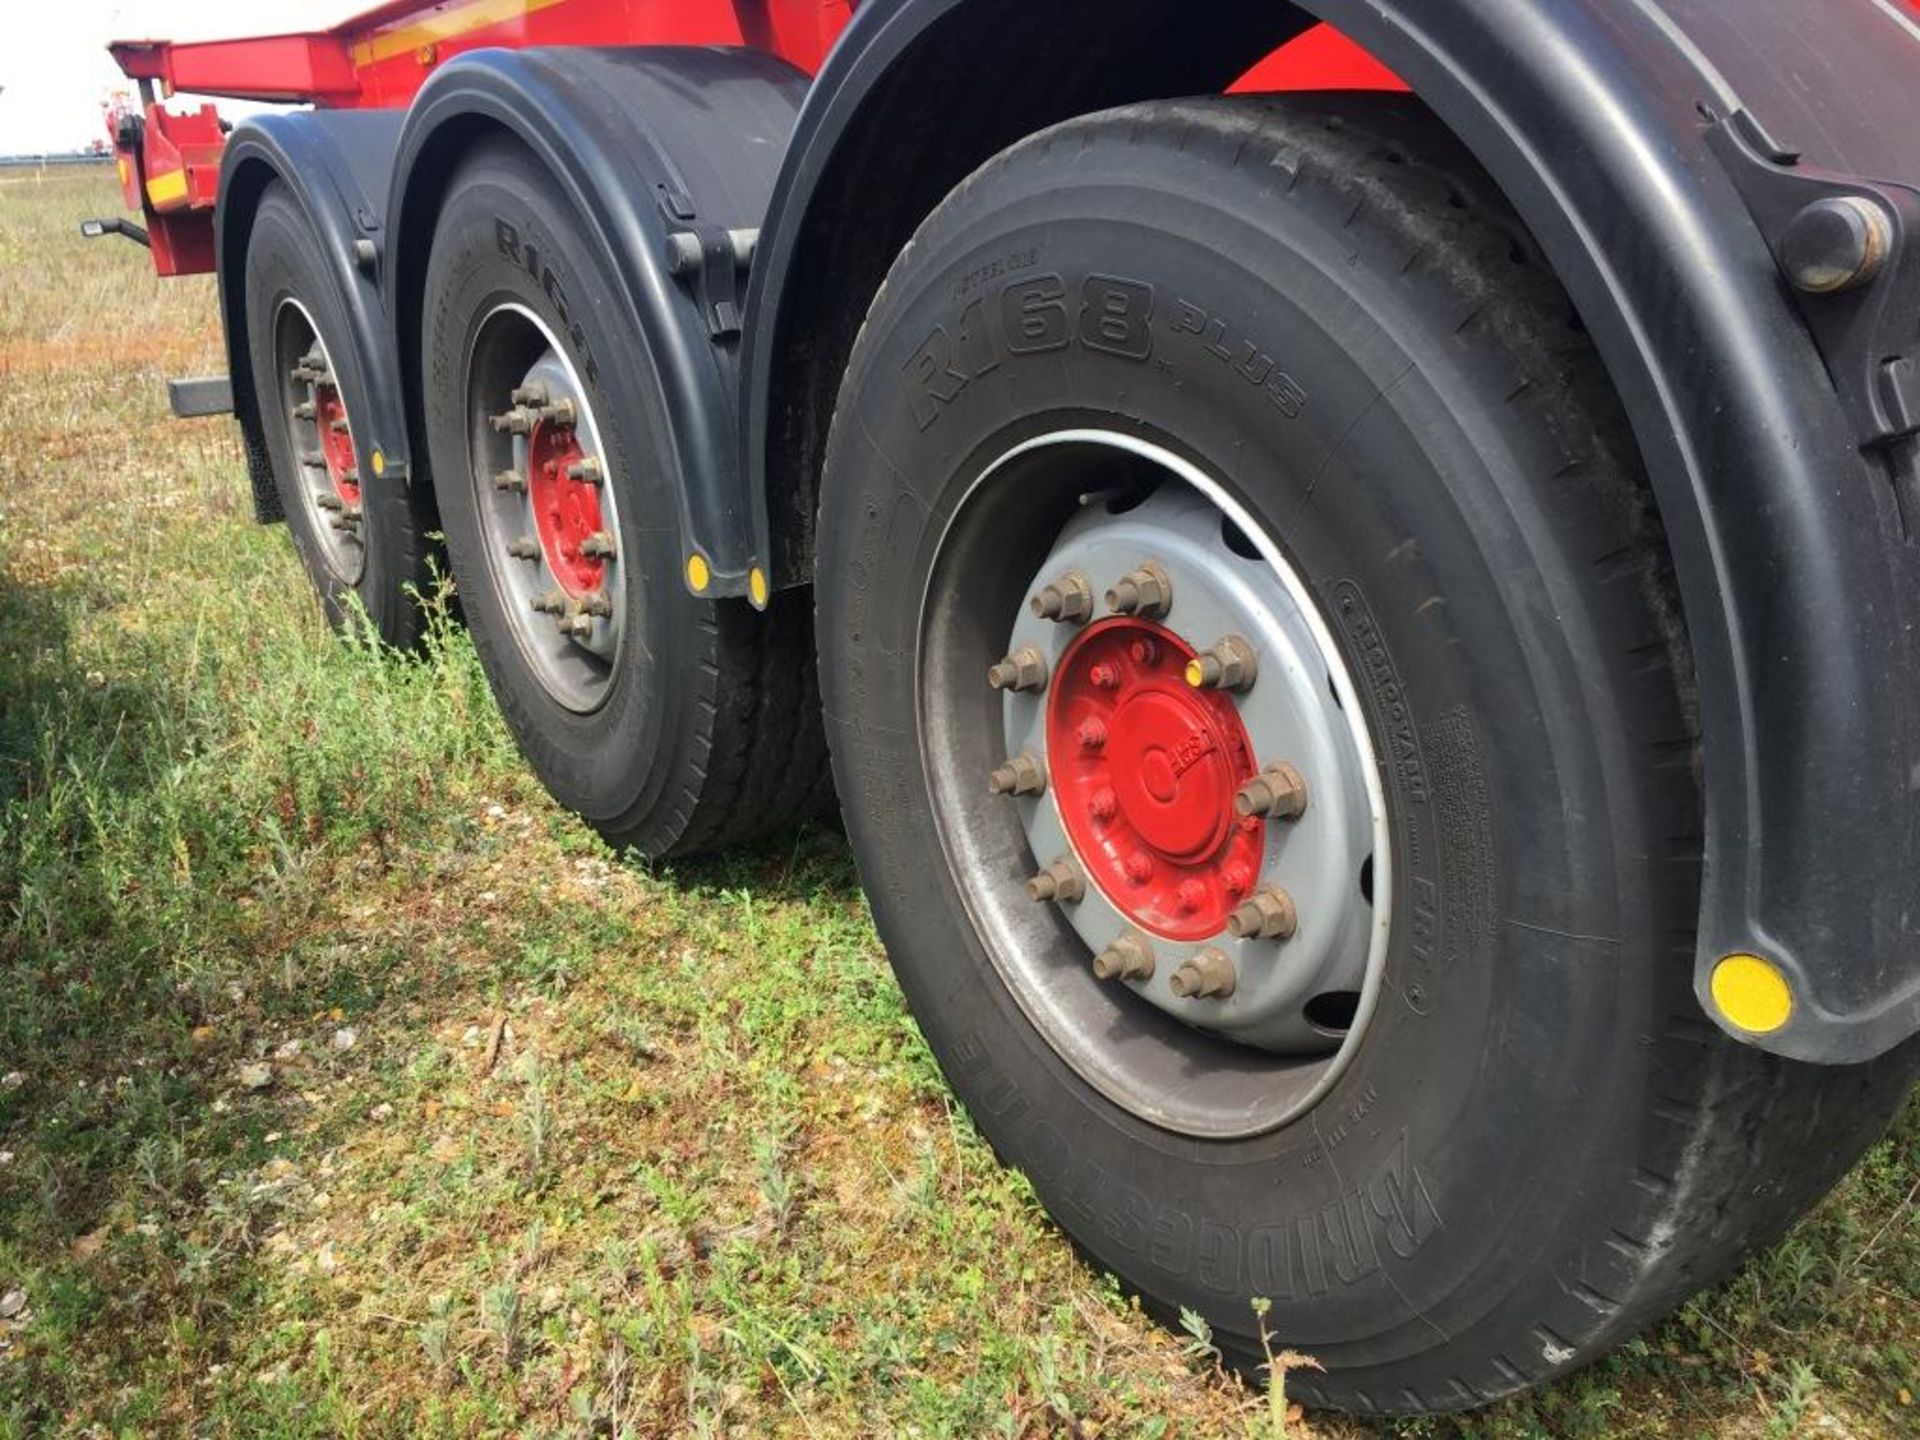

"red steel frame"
[105, 0, 1401, 276]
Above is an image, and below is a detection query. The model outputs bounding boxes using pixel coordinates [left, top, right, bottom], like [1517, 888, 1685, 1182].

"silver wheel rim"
[463, 302, 624, 714]
[274, 298, 364, 585]
[917, 430, 1392, 1139]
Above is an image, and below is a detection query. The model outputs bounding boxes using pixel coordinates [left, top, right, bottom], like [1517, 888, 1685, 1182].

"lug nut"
[493, 469, 527, 492]
[1169, 947, 1237, 1000]
[988, 752, 1047, 797]
[329, 417, 351, 435]
[1226, 887, 1298, 941]
[1030, 569, 1095, 624]
[315, 494, 344, 513]
[507, 536, 541, 561]
[531, 589, 568, 615]
[328, 507, 362, 533]
[1176, 879, 1207, 913]
[1130, 638, 1161, 666]
[490, 406, 537, 436]
[1222, 861, 1253, 897]
[580, 530, 618, 560]
[1124, 851, 1154, 885]
[509, 383, 549, 407]
[1235, 762, 1308, 821]
[578, 590, 614, 618]
[291, 401, 316, 421]
[988, 645, 1049, 693]
[565, 457, 603, 484]
[1092, 933, 1156, 983]
[1186, 634, 1258, 692]
[1089, 662, 1120, 690]
[1076, 719, 1107, 751]
[540, 397, 578, 429]
[1088, 787, 1118, 822]
[1106, 561, 1172, 618]
[1024, 858, 1086, 904]
[559, 611, 596, 639]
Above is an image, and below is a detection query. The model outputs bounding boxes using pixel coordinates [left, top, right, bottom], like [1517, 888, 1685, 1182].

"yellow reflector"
[370, 449, 386, 477]
[1183, 659, 1204, 688]
[686, 553, 711, 593]
[1710, 954, 1793, 1034]
[748, 566, 769, 608]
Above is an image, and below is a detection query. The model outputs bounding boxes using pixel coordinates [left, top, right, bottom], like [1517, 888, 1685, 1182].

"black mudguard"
[385, 46, 809, 604]
[740, 0, 1920, 1062]
[218, 109, 409, 521]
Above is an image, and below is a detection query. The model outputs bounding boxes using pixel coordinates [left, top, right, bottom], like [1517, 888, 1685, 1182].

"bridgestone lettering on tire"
[421, 136, 830, 858]
[815, 97, 1919, 1414]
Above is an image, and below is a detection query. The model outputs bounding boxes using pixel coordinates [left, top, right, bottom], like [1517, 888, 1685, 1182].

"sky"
[1, 2, 362, 155]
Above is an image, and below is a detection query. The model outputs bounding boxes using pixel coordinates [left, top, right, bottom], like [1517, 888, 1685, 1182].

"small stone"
[369, 1102, 394, 1121]
[1, 1072, 23, 1091]
[237, 1062, 274, 1091]
[273, 1039, 303, 1062]
[330, 1027, 357, 1053]
[0, 1290, 24, 1319]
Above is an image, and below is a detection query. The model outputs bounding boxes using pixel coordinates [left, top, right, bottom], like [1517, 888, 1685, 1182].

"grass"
[1, 165, 1915, 1438]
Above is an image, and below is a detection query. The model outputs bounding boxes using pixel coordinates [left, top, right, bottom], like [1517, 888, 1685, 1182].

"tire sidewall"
[420, 140, 712, 845]
[244, 187, 419, 642]
[819, 141, 1681, 1371]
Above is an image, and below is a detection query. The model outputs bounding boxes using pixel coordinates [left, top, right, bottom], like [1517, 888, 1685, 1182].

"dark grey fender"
[741, 0, 1920, 1062]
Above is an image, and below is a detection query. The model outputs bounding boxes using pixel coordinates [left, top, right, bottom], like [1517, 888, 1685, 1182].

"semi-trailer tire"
[815, 96, 1919, 1414]
[419, 136, 830, 858]
[245, 183, 437, 648]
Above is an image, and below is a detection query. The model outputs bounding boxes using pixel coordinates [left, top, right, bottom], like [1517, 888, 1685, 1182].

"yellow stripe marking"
[145, 169, 189, 207]
[349, 0, 566, 68]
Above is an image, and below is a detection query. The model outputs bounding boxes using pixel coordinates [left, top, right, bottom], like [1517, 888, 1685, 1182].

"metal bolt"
[1176, 879, 1207, 913]
[507, 536, 542, 561]
[327, 507, 362, 533]
[490, 406, 537, 436]
[1226, 887, 1298, 941]
[1124, 852, 1154, 885]
[315, 494, 344, 513]
[531, 589, 568, 615]
[1030, 569, 1095, 624]
[1187, 634, 1259, 692]
[1234, 762, 1308, 821]
[566, 457, 603, 485]
[291, 401, 316, 421]
[509, 383, 549, 407]
[1076, 719, 1107, 751]
[1106, 560, 1172, 618]
[1169, 947, 1237, 1000]
[559, 611, 596, 639]
[1088, 787, 1118, 822]
[493, 469, 527, 493]
[1222, 862, 1253, 897]
[1129, 637, 1161, 666]
[987, 645, 1049, 693]
[1780, 195, 1891, 295]
[1089, 662, 1121, 690]
[988, 752, 1047, 797]
[540, 397, 578, 429]
[578, 590, 614, 618]
[1092, 933, 1156, 983]
[580, 530, 618, 560]
[329, 417, 351, 435]
[1024, 858, 1086, 904]
[339, 469, 359, 487]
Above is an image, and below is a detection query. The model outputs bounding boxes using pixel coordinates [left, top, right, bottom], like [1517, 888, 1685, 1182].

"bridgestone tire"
[245, 183, 436, 648]
[815, 96, 1919, 1414]
[421, 137, 830, 858]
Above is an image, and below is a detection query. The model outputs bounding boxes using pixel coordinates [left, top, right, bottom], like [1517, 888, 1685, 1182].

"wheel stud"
[1024, 858, 1086, 904]
[565, 457, 603, 485]
[490, 406, 537, 436]
[1169, 948, 1237, 1000]
[291, 401, 316, 421]
[540, 397, 578, 429]
[327, 507, 361, 533]
[1186, 634, 1258, 692]
[579, 590, 614, 618]
[315, 494, 344, 513]
[1129, 637, 1160, 666]
[509, 383, 548, 407]
[1176, 879, 1207, 913]
[1076, 719, 1107, 751]
[507, 536, 541, 561]
[1226, 887, 1298, 941]
[1088, 787, 1117, 822]
[987, 645, 1049, 693]
[492, 469, 527, 493]
[1222, 861, 1253, 897]
[1235, 762, 1308, 821]
[988, 752, 1047, 797]
[329, 417, 351, 435]
[531, 589, 567, 615]
[1105, 560, 1171, 618]
[1089, 662, 1120, 690]
[1124, 851, 1153, 885]
[580, 530, 618, 560]
[1092, 933, 1155, 983]
[1030, 569, 1094, 624]
[558, 611, 596, 639]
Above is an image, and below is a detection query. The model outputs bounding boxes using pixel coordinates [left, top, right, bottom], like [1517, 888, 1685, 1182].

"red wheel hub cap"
[314, 384, 359, 506]
[1047, 618, 1263, 939]
[526, 415, 605, 597]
